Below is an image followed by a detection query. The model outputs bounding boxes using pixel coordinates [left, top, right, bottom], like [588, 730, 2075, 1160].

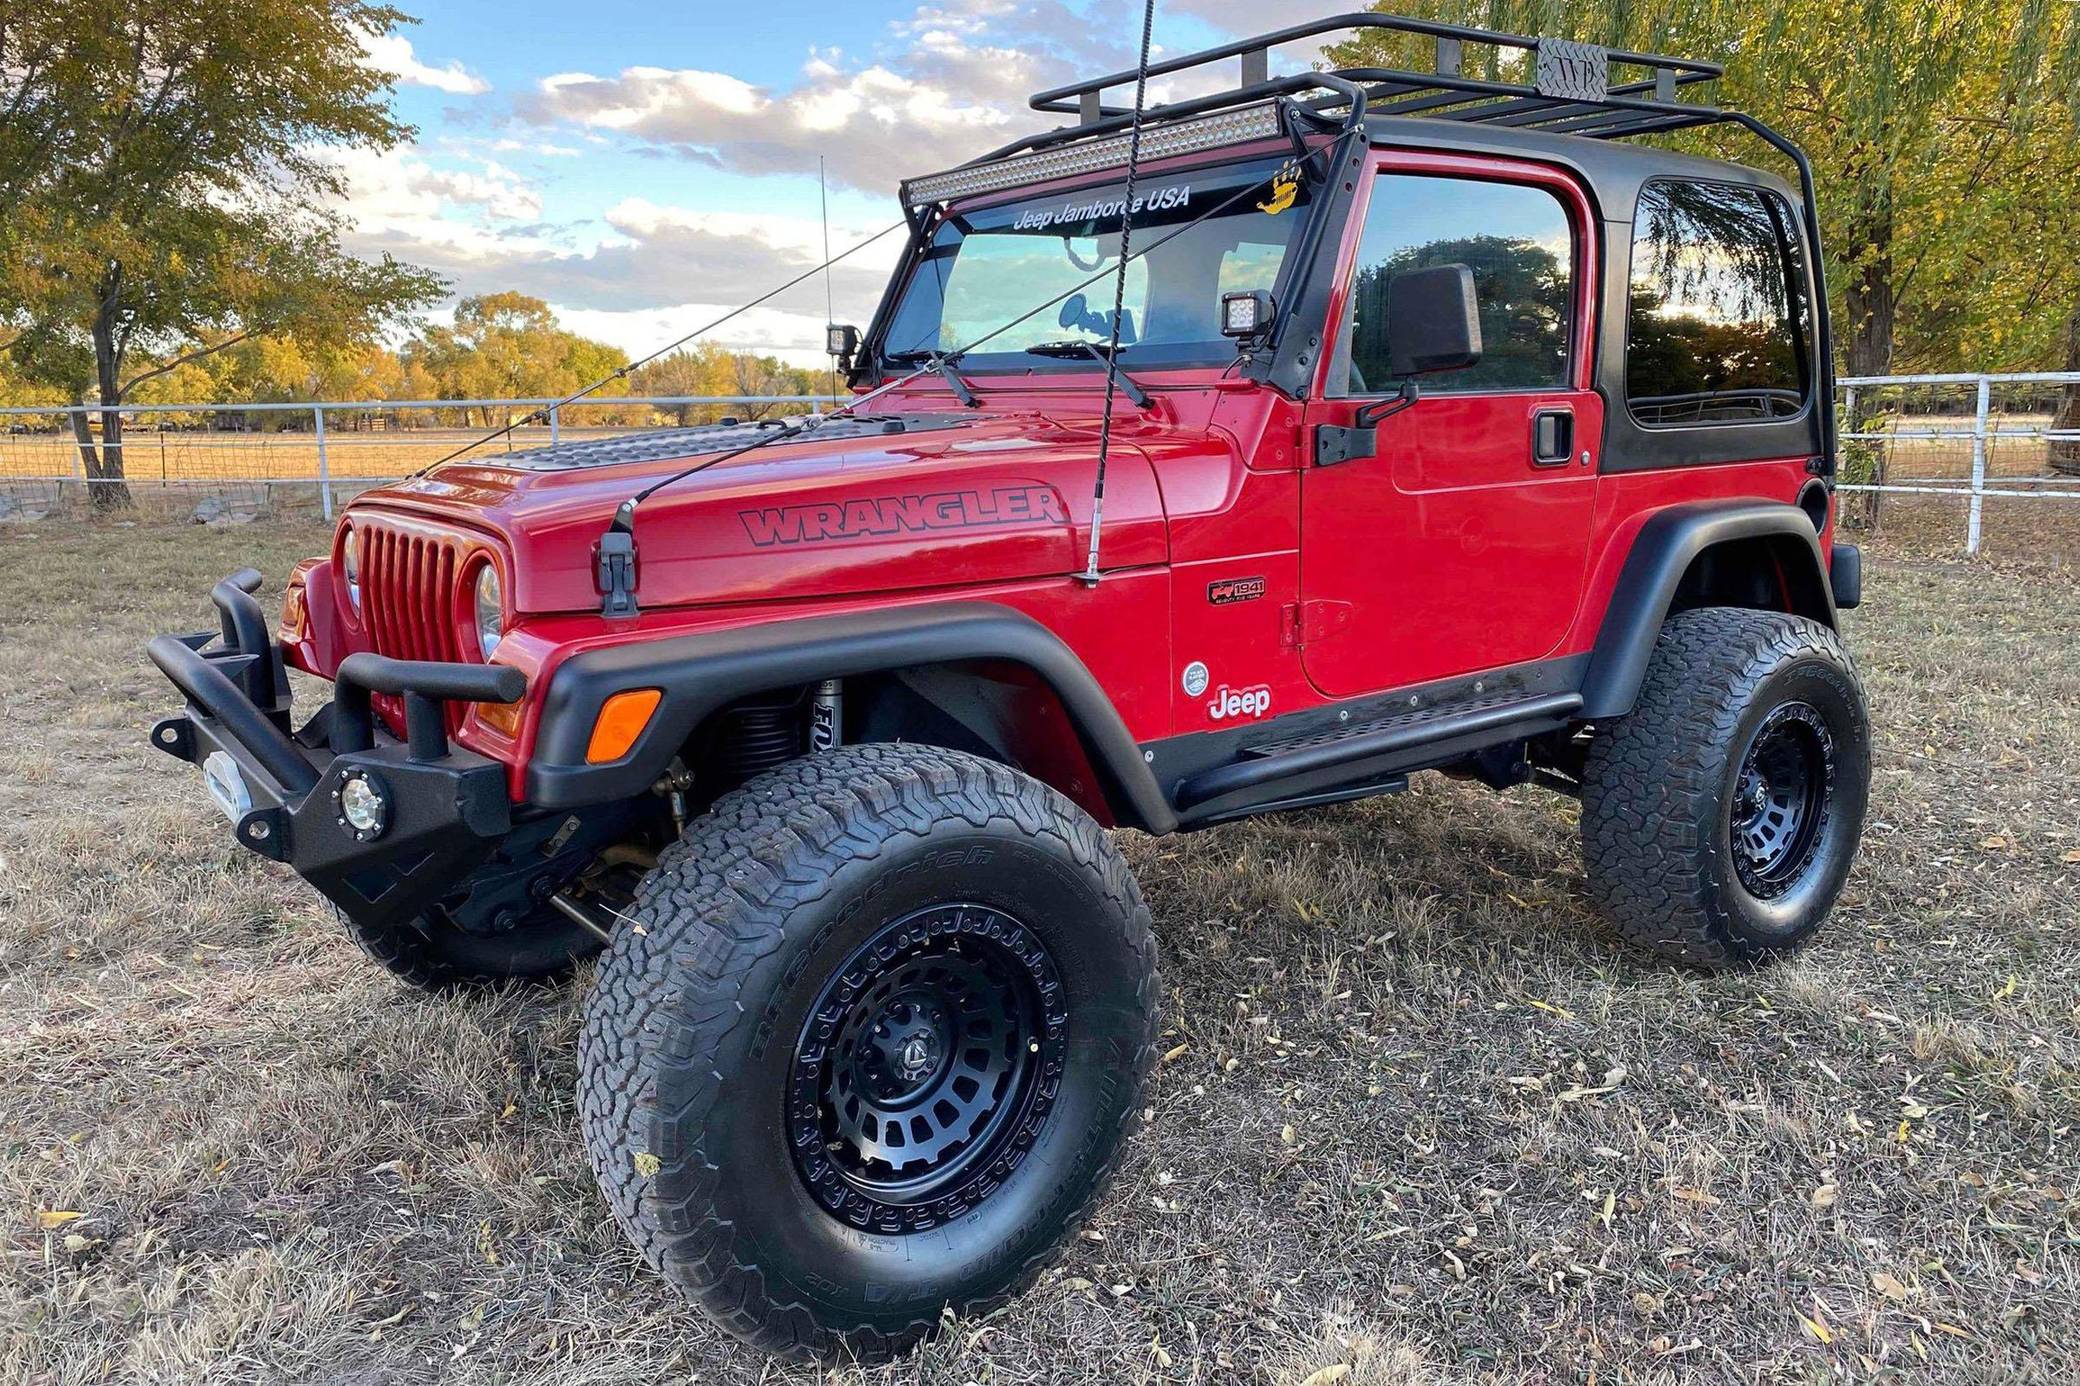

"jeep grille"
[355, 519, 468, 735]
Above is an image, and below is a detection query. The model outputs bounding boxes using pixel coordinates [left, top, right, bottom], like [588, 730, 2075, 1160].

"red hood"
[348, 408, 1174, 613]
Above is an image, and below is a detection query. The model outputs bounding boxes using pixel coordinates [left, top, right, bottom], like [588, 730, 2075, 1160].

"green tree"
[1329, 0, 2080, 378]
[406, 292, 632, 426]
[0, 2, 443, 507]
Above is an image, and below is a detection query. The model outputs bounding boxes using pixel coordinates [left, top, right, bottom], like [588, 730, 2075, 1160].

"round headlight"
[341, 525, 361, 613]
[473, 564, 504, 660]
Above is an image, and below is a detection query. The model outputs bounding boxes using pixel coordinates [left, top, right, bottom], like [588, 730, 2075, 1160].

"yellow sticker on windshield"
[1257, 167, 1300, 216]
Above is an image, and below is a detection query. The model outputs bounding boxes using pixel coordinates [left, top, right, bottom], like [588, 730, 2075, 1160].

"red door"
[1299, 154, 1602, 699]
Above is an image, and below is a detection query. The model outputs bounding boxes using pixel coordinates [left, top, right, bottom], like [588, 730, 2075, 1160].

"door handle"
[1531, 408, 1574, 467]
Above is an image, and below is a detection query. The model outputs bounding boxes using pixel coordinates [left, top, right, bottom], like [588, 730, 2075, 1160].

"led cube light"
[1221, 290, 1275, 339]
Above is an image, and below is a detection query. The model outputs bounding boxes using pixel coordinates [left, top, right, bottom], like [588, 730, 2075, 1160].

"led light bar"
[903, 103, 1285, 208]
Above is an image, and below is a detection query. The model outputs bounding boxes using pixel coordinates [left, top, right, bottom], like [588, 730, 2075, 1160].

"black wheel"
[337, 902, 600, 992]
[577, 744, 1159, 1362]
[1580, 607, 1870, 969]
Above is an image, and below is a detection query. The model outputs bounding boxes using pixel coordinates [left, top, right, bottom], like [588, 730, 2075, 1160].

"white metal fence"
[3, 376, 2077, 555]
[1833, 372, 2080, 555]
[0, 395, 837, 522]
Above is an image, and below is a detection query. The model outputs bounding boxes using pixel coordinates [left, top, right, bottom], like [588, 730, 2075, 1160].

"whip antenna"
[1077, 0, 1158, 588]
[819, 156, 838, 413]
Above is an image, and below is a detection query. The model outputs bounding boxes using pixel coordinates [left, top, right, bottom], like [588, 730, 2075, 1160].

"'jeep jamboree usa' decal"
[739, 485, 1066, 548]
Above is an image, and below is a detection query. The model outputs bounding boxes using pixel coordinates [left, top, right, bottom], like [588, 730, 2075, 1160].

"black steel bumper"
[146, 569, 528, 929]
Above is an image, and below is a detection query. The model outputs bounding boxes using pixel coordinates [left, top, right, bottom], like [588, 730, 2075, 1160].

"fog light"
[334, 768, 390, 841]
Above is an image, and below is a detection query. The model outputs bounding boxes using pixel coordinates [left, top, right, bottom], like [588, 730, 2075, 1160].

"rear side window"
[1341, 173, 1575, 395]
[1626, 180, 1811, 425]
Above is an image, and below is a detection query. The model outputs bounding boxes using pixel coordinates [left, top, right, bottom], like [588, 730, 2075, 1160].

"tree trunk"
[87, 263, 133, 510]
[2051, 300, 2080, 477]
[1841, 196, 1898, 527]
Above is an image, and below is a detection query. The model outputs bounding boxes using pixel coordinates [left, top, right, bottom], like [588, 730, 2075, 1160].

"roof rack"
[903, 12, 1736, 206]
[888, 11, 1836, 481]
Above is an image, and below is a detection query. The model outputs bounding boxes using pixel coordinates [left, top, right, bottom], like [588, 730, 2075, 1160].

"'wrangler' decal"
[739, 485, 1067, 548]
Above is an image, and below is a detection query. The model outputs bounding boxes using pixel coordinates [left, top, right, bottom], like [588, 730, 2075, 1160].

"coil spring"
[715, 697, 803, 783]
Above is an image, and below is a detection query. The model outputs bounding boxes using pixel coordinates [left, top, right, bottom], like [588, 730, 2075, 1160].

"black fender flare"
[525, 601, 1178, 833]
[1579, 500, 1836, 721]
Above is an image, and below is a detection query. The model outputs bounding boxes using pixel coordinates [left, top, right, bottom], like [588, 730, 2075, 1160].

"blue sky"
[344, 0, 1352, 363]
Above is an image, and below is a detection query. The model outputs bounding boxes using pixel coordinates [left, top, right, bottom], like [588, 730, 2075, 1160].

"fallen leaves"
[1299, 1367, 1352, 1386]
[1557, 1066, 1629, 1102]
[632, 1152, 661, 1178]
[34, 1210, 82, 1229]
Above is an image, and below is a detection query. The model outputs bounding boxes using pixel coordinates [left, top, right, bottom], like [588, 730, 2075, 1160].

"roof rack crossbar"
[1029, 12, 1720, 119]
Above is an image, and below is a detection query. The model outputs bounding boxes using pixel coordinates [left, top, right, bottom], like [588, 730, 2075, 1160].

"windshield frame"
[865, 143, 1324, 379]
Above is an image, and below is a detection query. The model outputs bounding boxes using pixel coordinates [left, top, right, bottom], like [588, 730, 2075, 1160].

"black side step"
[1174, 691, 1582, 814]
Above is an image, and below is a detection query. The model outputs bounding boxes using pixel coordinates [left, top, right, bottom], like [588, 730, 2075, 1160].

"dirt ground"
[1, 522, 2075, 1385]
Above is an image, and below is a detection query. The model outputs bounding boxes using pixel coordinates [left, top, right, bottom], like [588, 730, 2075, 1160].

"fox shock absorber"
[810, 679, 843, 751]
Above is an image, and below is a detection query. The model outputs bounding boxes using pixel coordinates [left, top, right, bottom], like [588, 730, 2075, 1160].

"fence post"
[314, 405, 334, 522]
[550, 403, 560, 447]
[1967, 376, 1990, 555]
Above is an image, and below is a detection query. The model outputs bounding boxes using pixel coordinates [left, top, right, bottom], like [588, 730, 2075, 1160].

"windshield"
[879, 155, 1313, 371]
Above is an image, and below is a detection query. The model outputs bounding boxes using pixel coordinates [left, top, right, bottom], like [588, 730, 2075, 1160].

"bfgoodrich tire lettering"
[577, 744, 1159, 1361]
[1580, 607, 1870, 969]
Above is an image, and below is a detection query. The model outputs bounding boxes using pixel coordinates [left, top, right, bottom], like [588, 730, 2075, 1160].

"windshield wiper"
[884, 349, 979, 407]
[1022, 341, 1152, 409]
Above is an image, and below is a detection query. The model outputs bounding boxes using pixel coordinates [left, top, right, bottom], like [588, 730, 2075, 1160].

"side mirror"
[1383, 264, 1482, 377]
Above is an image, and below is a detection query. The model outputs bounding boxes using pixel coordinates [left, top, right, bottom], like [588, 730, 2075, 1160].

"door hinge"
[1282, 598, 1354, 648]
[1314, 424, 1376, 467]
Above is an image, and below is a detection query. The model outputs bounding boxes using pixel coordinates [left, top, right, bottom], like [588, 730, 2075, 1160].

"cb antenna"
[820, 155, 839, 414]
[1078, 0, 1159, 587]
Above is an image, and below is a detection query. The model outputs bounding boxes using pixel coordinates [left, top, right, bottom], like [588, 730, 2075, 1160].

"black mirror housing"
[1384, 264, 1482, 377]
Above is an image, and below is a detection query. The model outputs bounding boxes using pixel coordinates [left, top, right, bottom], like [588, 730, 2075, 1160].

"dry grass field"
[2, 522, 2076, 1384]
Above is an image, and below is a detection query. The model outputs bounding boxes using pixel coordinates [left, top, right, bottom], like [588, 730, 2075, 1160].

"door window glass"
[1341, 173, 1576, 394]
[1626, 179, 1811, 425]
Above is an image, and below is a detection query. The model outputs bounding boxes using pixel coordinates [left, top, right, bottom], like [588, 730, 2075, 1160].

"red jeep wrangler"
[149, 16, 1867, 1362]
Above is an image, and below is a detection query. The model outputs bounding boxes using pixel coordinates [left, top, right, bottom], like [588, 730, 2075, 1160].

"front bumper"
[147, 569, 527, 929]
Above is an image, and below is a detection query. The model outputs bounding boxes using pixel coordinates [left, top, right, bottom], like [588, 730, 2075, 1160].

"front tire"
[577, 744, 1159, 1362]
[1580, 607, 1870, 969]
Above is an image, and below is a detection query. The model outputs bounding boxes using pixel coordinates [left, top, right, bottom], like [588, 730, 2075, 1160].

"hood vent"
[484, 413, 976, 472]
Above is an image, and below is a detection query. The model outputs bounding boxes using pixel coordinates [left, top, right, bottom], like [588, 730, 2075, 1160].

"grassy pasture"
[0, 523, 2075, 1384]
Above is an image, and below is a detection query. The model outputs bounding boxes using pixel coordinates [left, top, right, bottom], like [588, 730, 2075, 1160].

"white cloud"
[327, 144, 898, 353]
[516, 2, 1123, 194]
[326, 146, 548, 251]
[360, 31, 491, 96]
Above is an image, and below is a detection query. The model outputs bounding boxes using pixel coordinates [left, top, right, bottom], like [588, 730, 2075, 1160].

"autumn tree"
[1331, 0, 2080, 379]
[406, 292, 633, 426]
[0, 2, 442, 506]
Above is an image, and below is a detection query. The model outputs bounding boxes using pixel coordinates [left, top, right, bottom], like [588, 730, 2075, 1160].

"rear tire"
[577, 744, 1159, 1362]
[1580, 607, 1870, 969]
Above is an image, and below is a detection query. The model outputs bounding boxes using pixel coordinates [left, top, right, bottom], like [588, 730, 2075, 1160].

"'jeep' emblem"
[1207, 684, 1272, 721]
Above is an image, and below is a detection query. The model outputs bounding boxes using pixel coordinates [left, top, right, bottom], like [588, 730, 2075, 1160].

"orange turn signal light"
[586, 688, 662, 764]
[473, 699, 524, 737]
